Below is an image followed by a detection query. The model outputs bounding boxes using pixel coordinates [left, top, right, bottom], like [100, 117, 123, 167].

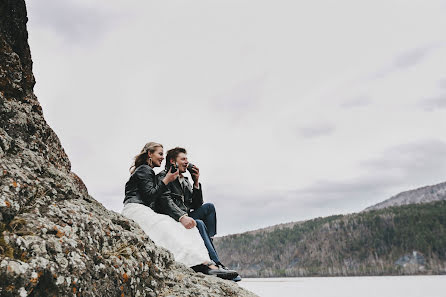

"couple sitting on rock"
[122, 142, 240, 281]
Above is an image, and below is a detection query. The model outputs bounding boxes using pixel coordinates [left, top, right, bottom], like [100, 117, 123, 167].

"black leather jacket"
[157, 169, 203, 221]
[123, 164, 169, 210]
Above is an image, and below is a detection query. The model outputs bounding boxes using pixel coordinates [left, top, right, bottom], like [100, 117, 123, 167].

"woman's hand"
[163, 168, 179, 185]
[179, 216, 196, 229]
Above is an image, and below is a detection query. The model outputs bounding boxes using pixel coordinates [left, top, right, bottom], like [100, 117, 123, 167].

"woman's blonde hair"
[129, 142, 163, 174]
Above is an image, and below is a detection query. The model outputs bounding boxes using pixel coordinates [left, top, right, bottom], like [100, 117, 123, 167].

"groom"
[157, 147, 238, 278]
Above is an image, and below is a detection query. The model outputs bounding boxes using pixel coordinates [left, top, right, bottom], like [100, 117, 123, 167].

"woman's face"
[148, 147, 164, 168]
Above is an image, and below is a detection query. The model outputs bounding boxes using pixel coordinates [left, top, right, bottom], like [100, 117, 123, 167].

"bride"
[122, 142, 237, 279]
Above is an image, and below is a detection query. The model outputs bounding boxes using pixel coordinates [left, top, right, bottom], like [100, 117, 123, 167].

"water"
[239, 275, 445, 297]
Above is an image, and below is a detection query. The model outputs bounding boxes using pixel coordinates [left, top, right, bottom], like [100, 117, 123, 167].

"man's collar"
[178, 174, 188, 179]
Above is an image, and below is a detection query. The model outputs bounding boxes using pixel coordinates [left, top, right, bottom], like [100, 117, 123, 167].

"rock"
[0, 1, 256, 296]
[395, 251, 426, 273]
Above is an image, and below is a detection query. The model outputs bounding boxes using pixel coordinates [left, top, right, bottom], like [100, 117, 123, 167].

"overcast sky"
[25, 0, 446, 235]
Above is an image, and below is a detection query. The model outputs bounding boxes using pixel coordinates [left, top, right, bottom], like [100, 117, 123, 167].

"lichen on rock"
[0, 1, 256, 296]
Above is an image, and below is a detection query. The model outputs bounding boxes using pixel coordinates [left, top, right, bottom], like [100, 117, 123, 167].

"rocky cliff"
[0, 1, 256, 296]
[364, 181, 446, 212]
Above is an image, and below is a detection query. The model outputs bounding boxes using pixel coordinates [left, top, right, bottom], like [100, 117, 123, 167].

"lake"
[239, 275, 445, 297]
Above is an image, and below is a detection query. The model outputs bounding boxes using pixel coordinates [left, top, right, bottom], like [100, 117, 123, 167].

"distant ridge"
[214, 181, 446, 277]
[364, 181, 446, 212]
[229, 181, 446, 236]
[214, 200, 446, 277]
[236, 220, 305, 236]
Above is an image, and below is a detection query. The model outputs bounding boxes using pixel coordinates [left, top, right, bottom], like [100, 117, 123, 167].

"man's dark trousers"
[194, 219, 220, 264]
[189, 203, 219, 263]
[189, 202, 217, 238]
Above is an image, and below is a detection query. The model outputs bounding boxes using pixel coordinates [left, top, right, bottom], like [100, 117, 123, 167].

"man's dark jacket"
[156, 169, 203, 221]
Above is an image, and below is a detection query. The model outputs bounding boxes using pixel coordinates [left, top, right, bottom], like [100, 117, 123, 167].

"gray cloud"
[293, 177, 394, 202]
[298, 123, 336, 139]
[208, 190, 305, 235]
[281, 139, 446, 215]
[438, 79, 446, 89]
[362, 140, 446, 182]
[210, 75, 266, 114]
[26, 0, 119, 44]
[393, 46, 431, 69]
[363, 43, 444, 81]
[213, 139, 446, 235]
[340, 95, 373, 108]
[419, 95, 446, 112]
[211, 177, 393, 235]
[361, 139, 446, 177]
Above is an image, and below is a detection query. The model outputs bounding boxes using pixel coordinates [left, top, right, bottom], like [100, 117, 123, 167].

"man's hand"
[190, 165, 200, 187]
[179, 216, 196, 229]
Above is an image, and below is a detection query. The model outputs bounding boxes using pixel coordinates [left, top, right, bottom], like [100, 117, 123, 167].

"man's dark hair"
[165, 147, 187, 169]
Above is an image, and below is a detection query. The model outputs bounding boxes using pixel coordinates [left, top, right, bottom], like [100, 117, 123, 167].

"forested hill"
[213, 200, 446, 277]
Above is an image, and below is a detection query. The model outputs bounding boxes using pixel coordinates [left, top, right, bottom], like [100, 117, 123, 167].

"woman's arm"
[135, 165, 168, 204]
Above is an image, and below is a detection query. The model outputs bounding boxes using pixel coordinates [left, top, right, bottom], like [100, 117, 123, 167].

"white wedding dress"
[122, 202, 211, 267]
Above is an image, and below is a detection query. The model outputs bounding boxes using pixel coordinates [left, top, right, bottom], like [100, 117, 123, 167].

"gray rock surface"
[395, 251, 426, 274]
[0, 1, 256, 296]
[364, 181, 446, 212]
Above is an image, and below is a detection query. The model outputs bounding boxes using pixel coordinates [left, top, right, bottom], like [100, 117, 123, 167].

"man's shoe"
[216, 262, 233, 270]
[216, 262, 240, 275]
[232, 275, 242, 282]
[206, 267, 238, 280]
[191, 264, 209, 274]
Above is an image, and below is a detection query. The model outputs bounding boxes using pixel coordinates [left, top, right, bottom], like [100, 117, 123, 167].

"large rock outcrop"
[0, 1, 256, 296]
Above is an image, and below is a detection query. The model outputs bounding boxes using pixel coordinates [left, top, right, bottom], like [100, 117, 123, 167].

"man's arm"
[189, 165, 203, 209]
[156, 170, 188, 221]
[157, 191, 188, 222]
[190, 183, 204, 210]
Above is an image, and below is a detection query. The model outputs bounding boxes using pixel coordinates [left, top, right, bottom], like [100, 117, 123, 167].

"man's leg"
[194, 220, 239, 280]
[195, 220, 240, 281]
[194, 219, 220, 264]
[189, 203, 217, 238]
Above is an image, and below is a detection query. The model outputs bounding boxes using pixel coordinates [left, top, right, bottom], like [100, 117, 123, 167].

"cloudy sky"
[25, 0, 446, 235]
